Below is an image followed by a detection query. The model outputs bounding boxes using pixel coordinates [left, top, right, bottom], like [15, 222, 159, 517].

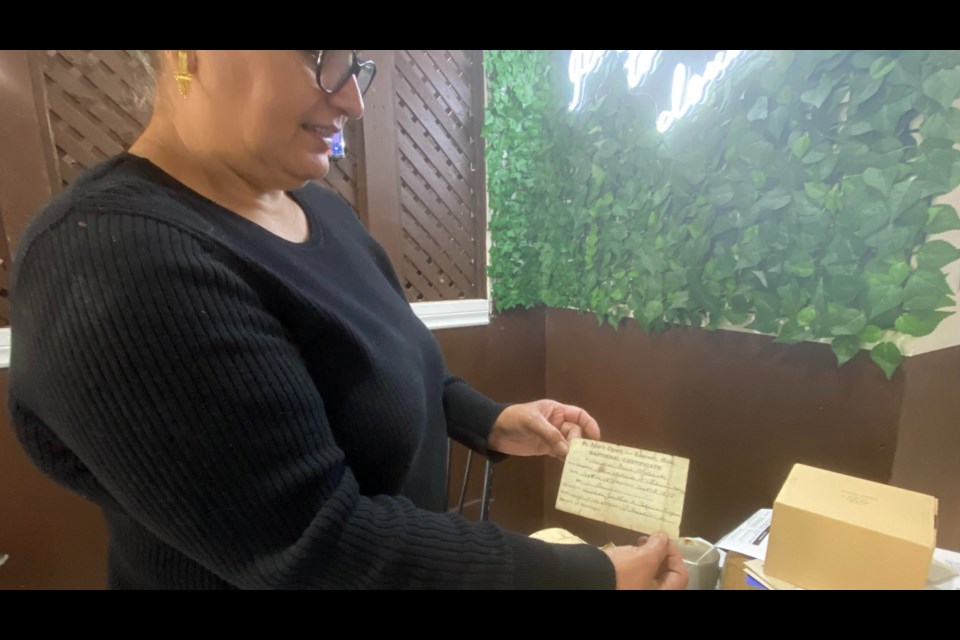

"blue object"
[329, 131, 345, 159]
[746, 575, 769, 590]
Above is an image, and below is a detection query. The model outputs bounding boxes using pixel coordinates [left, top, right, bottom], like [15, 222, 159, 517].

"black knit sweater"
[8, 153, 615, 589]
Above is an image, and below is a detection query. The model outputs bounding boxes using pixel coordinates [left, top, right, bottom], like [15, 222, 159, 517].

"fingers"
[639, 531, 669, 557]
[559, 421, 583, 442]
[532, 413, 569, 458]
[657, 539, 689, 590]
[628, 532, 670, 579]
[657, 568, 689, 590]
[559, 405, 601, 440]
[605, 533, 689, 590]
[538, 400, 601, 441]
[641, 535, 689, 590]
[663, 538, 685, 573]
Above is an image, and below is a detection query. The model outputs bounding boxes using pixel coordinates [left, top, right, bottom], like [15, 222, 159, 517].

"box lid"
[775, 464, 937, 546]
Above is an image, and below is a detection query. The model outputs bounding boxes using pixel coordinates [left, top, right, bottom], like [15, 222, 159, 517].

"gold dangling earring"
[175, 51, 192, 99]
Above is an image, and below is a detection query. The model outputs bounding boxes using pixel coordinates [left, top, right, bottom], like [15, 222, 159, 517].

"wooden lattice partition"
[394, 50, 486, 302]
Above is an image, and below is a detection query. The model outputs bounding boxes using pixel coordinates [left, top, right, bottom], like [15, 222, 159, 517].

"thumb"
[637, 532, 669, 559]
[532, 413, 568, 458]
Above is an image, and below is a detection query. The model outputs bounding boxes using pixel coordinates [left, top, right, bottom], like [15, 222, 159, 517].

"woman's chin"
[288, 154, 330, 186]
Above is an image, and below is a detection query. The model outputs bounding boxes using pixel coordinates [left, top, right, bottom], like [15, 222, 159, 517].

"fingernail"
[556, 442, 569, 457]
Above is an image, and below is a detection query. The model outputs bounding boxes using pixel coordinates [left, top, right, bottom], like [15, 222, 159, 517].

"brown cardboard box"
[765, 464, 937, 590]
[720, 552, 767, 590]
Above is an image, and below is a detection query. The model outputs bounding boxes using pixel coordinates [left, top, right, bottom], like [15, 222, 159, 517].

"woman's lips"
[302, 124, 337, 148]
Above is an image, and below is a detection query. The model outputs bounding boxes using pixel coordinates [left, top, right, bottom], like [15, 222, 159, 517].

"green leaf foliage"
[485, 50, 960, 378]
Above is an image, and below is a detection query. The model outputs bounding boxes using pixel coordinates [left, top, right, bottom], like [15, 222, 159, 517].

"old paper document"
[556, 439, 689, 537]
[529, 528, 588, 545]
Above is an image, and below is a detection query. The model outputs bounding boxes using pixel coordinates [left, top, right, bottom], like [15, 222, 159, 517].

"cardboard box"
[720, 552, 768, 590]
[765, 463, 937, 590]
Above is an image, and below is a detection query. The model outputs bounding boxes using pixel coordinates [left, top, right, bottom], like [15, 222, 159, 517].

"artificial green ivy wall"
[484, 50, 960, 378]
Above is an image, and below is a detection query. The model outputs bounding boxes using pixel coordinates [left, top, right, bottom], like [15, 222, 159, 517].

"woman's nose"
[330, 75, 365, 120]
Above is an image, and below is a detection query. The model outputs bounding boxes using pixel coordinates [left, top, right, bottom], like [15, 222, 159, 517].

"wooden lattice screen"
[394, 50, 486, 302]
[14, 50, 486, 305]
[39, 50, 152, 187]
[35, 50, 365, 212]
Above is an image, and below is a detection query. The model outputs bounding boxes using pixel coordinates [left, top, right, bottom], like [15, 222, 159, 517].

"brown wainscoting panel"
[892, 344, 960, 552]
[0, 51, 58, 324]
[542, 308, 903, 546]
[0, 371, 108, 589]
[435, 307, 546, 535]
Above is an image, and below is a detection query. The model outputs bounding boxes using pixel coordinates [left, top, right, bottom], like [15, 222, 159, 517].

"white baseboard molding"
[412, 299, 491, 331]
[0, 327, 9, 369]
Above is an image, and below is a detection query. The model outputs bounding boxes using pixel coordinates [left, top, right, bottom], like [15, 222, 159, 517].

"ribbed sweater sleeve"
[443, 376, 510, 462]
[11, 199, 614, 589]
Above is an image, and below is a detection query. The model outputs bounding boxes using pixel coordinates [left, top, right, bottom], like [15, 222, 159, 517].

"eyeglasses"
[303, 50, 377, 97]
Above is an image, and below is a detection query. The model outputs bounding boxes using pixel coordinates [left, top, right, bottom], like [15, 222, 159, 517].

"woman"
[8, 50, 687, 589]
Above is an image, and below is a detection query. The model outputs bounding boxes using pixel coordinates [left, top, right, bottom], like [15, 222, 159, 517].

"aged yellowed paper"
[556, 439, 689, 537]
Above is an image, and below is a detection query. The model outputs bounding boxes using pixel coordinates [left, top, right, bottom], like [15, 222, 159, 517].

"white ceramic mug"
[678, 537, 721, 590]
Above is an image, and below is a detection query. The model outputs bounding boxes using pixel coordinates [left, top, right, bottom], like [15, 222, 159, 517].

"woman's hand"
[487, 399, 600, 459]
[604, 533, 689, 590]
